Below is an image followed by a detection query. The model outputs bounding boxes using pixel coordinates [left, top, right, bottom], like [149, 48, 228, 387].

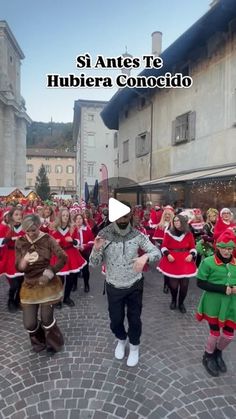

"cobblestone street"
[0, 267, 236, 419]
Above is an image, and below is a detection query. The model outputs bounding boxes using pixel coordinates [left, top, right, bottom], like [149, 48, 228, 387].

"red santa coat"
[213, 218, 236, 242]
[50, 227, 86, 275]
[153, 222, 171, 241]
[158, 230, 197, 278]
[0, 224, 25, 278]
[76, 225, 94, 258]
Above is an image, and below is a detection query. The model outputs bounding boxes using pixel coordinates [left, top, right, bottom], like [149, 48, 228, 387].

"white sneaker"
[114, 339, 126, 360]
[127, 343, 139, 367]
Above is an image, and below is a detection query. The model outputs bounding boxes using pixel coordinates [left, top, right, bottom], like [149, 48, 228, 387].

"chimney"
[152, 31, 162, 56]
[121, 48, 133, 76]
[209, 0, 219, 7]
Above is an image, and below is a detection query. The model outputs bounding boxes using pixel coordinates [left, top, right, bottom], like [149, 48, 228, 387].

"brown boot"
[28, 323, 46, 352]
[44, 320, 64, 352]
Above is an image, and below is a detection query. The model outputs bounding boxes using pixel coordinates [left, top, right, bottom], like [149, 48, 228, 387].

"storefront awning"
[139, 165, 236, 187]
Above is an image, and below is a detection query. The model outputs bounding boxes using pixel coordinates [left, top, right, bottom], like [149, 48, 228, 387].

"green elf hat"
[216, 229, 236, 248]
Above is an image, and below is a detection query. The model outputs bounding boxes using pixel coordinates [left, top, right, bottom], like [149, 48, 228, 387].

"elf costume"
[196, 229, 236, 377]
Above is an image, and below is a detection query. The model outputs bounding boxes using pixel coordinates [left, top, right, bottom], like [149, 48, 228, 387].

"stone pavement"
[0, 267, 236, 419]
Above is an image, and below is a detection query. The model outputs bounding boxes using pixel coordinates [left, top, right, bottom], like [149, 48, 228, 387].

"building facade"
[73, 99, 117, 199]
[101, 0, 236, 209]
[0, 21, 30, 188]
[26, 148, 76, 196]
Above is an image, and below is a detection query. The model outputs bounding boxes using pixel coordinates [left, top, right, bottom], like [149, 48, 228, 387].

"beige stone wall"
[26, 155, 76, 192]
[117, 35, 236, 183]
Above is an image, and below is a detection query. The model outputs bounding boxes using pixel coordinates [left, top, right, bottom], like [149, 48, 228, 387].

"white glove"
[42, 269, 54, 280]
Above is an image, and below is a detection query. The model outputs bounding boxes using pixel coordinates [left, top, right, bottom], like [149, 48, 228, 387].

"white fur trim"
[73, 239, 80, 248]
[43, 318, 56, 330]
[57, 261, 87, 275]
[165, 230, 186, 241]
[161, 247, 168, 254]
[157, 266, 197, 277]
[14, 225, 22, 233]
[190, 248, 197, 255]
[58, 227, 69, 236]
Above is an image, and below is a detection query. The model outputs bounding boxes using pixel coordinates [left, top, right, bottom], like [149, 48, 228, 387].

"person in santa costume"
[145, 202, 163, 228]
[141, 211, 155, 243]
[0, 207, 25, 312]
[40, 205, 55, 233]
[153, 207, 174, 293]
[73, 213, 94, 292]
[196, 229, 236, 377]
[158, 214, 197, 313]
[213, 208, 236, 242]
[50, 208, 86, 307]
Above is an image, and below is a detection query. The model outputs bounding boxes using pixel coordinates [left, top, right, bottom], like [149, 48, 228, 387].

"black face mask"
[116, 222, 129, 230]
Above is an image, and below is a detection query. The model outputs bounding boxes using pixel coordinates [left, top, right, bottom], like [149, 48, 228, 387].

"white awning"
[139, 165, 236, 186]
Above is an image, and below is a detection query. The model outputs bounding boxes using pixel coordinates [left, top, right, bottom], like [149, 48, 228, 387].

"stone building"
[0, 21, 30, 188]
[101, 0, 236, 209]
[26, 148, 76, 196]
[73, 99, 117, 199]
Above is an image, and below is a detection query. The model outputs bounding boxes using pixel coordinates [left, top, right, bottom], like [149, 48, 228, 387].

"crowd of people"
[0, 198, 236, 375]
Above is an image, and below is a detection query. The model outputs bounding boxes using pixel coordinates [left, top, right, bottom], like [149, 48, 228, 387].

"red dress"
[50, 227, 86, 275]
[76, 225, 94, 258]
[0, 224, 25, 278]
[158, 230, 197, 278]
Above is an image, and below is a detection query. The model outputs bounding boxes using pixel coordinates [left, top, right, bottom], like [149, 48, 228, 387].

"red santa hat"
[164, 205, 174, 213]
[216, 229, 236, 248]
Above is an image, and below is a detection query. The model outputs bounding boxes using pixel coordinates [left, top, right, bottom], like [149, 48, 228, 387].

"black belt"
[168, 248, 190, 252]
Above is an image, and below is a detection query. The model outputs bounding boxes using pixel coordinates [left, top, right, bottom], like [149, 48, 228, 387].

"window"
[27, 164, 33, 173]
[172, 111, 196, 145]
[66, 165, 74, 174]
[27, 157, 32, 160]
[87, 133, 95, 147]
[88, 114, 94, 121]
[87, 163, 95, 177]
[114, 132, 118, 148]
[136, 132, 150, 157]
[27, 178, 33, 186]
[45, 165, 51, 174]
[55, 165, 63, 174]
[66, 179, 74, 187]
[45, 157, 49, 161]
[123, 140, 129, 162]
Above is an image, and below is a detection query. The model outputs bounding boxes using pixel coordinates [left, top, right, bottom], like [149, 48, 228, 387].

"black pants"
[106, 278, 144, 345]
[168, 276, 189, 305]
[8, 276, 24, 306]
[62, 273, 77, 301]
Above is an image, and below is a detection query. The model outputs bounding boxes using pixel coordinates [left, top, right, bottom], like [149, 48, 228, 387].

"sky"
[1, 0, 211, 123]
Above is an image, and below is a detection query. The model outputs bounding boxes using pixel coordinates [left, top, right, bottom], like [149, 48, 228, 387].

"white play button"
[108, 198, 131, 222]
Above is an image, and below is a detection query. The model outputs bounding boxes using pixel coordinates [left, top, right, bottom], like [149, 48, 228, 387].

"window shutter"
[188, 111, 196, 141]
[135, 136, 139, 157]
[171, 120, 176, 145]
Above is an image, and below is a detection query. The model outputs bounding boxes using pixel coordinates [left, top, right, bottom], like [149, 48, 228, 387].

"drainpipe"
[150, 100, 153, 181]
